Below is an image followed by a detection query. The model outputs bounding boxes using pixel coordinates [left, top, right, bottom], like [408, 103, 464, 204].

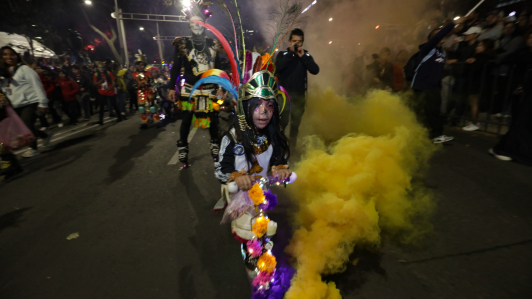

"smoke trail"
[285, 88, 436, 298]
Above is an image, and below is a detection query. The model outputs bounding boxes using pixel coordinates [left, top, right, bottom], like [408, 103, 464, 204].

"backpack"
[403, 49, 436, 81]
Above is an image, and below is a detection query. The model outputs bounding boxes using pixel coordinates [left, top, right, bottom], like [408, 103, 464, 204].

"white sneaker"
[57, 123, 64, 128]
[39, 127, 48, 131]
[489, 148, 512, 161]
[21, 149, 40, 158]
[463, 123, 480, 131]
[433, 135, 454, 144]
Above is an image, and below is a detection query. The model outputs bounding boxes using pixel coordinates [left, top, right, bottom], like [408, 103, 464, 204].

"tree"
[82, 10, 123, 65]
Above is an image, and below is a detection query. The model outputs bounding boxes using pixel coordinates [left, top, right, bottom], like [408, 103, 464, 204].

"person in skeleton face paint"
[167, 14, 222, 165]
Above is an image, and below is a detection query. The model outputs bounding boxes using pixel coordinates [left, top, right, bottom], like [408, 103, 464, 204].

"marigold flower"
[252, 216, 270, 238]
[248, 183, 265, 206]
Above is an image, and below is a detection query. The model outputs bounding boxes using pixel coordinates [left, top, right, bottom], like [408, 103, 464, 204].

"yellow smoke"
[285, 88, 436, 299]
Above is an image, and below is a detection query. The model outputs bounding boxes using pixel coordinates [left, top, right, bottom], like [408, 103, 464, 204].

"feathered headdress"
[182, 0, 213, 21]
[135, 50, 147, 64]
[186, 0, 301, 131]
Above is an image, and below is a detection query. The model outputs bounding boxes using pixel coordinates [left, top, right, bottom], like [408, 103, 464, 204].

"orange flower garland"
[252, 216, 270, 238]
[257, 252, 277, 273]
[249, 183, 265, 206]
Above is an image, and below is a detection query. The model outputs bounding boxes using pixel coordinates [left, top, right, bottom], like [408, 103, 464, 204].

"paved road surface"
[1, 116, 531, 299]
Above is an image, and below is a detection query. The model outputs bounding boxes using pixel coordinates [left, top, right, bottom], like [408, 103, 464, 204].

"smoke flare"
[285, 88, 436, 298]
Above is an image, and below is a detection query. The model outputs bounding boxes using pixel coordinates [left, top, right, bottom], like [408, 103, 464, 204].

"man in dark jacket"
[412, 17, 464, 143]
[275, 28, 319, 150]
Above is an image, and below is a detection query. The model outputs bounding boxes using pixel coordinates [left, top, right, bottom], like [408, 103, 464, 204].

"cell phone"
[294, 45, 299, 52]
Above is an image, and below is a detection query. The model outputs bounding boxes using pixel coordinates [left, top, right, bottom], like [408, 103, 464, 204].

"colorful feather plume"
[266, 0, 306, 67]
[187, 76, 238, 102]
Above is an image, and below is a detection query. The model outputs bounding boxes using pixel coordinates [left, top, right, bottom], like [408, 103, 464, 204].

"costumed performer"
[167, 3, 224, 164]
[133, 52, 159, 129]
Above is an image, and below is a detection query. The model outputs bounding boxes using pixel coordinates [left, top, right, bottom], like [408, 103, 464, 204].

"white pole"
[465, 0, 485, 17]
[114, 0, 124, 64]
[119, 10, 129, 66]
[156, 22, 164, 64]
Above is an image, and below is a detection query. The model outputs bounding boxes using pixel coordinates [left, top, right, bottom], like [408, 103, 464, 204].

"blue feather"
[225, 38, 243, 81]
[188, 76, 238, 102]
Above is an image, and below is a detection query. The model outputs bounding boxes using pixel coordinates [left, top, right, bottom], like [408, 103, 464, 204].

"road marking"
[14, 118, 116, 155]
[167, 128, 197, 165]
[49, 117, 111, 137]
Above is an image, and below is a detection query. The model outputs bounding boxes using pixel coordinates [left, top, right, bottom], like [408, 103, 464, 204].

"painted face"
[189, 19, 205, 36]
[252, 99, 275, 129]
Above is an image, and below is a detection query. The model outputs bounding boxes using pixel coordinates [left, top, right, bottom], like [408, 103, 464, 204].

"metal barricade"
[441, 61, 532, 135]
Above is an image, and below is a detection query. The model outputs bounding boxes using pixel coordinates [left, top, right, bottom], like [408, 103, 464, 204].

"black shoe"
[177, 140, 189, 163]
[210, 139, 220, 161]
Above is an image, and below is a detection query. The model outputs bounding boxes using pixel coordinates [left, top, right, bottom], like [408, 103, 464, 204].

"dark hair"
[0, 46, 24, 69]
[289, 28, 304, 41]
[228, 97, 290, 168]
[71, 65, 81, 70]
[480, 39, 496, 56]
[428, 28, 440, 40]
[57, 69, 70, 77]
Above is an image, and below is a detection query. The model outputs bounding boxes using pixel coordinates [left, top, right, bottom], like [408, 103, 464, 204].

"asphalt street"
[1, 115, 531, 299]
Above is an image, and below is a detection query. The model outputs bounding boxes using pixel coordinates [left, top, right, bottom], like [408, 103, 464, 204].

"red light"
[375, 25, 380, 29]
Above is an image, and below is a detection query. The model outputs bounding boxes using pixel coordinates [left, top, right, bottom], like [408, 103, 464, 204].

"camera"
[294, 45, 299, 52]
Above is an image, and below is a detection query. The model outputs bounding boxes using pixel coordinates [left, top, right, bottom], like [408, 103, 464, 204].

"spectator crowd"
[343, 6, 532, 164]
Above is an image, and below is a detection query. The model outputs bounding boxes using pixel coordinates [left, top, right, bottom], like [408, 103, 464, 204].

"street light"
[140, 27, 144, 31]
[329, 18, 333, 21]
[85, 0, 92, 5]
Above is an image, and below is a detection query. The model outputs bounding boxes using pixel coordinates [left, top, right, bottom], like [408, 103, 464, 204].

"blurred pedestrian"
[411, 17, 464, 143]
[125, 64, 138, 114]
[0, 46, 52, 158]
[56, 69, 80, 126]
[392, 50, 409, 92]
[462, 39, 496, 131]
[71, 65, 93, 122]
[93, 61, 122, 125]
[490, 32, 532, 164]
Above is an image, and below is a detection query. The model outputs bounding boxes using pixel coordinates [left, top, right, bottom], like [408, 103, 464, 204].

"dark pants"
[48, 96, 62, 124]
[13, 103, 49, 150]
[128, 89, 138, 112]
[62, 101, 78, 125]
[414, 90, 444, 139]
[179, 111, 219, 144]
[280, 93, 306, 149]
[37, 111, 49, 128]
[98, 94, 122, 123]
[78, 92, 91, 119]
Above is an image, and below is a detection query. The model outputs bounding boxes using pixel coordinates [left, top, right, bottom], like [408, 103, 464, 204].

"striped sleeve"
[215, 135, 236, 183]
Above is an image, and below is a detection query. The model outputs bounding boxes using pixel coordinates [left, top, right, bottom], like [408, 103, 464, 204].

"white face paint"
[189, 16, 205, 36]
